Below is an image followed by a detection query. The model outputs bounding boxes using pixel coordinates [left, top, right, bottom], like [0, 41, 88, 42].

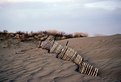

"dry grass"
[0, 30, 88, 41]
[73, 32, 88, 38]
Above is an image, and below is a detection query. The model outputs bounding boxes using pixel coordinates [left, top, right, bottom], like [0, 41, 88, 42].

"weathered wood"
[50, 42, 63, 54]
[62, 48, 70, 60]
[86, 64, 91, 75]
[90, 66, 95, 76]
[58, 46, 68, 59]
[40, 38, 99, 77]
[94, 68, 99, 76]
[74, 54, 83, 65]
[84, 63, 88, 74]
[92, 68, 96, 76]
[71, 51, 77, 61]
[41, 40, 54, 50]
[92, 68, 98, 76]
[50, 42, 59, 53]
[80, 62, 86, 74]
[87, 64, 91, 75]
[88, 65, 93, 75]
[78, 64, 82, 72]
[66, 41, 69, 46]
[38, 41, 42, 48]
[40, 35, 55, 50]
[78, 62, 98, 76]
[55, 45, 64, 54]
[62, 48, 77, 61]
[41, 41, 47, 48]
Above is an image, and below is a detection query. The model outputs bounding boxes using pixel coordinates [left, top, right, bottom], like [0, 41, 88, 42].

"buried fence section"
[50, 42, 59, 53]
[78, 62, 98, 76]
[62, 48, 77, 61]
[85, 63, 91, 75]
[88, 65, 93, 76]
[85, 63, 90, 74]
[55, 44, 64, 54]
[90, 67, 98, 76]
[79, 62, 89, 74]
[82, 62, 88, 74]
[93, 68, 98, 76]
[90, 66, 96, 76]
[74, 54, 83, 65]
[41, 40, 54, 50]
[62, 47, 72, 60]
[57, 46, 68, 59]
[39, 36, 99, 76]
[40, 35, 55, 50]
[87, 64, 92, 75]
[50, 42, 64, 55]
[80, 62, 86, 74]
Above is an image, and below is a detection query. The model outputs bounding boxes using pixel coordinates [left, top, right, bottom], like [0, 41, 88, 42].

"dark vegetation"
[0, 30, 88, 42]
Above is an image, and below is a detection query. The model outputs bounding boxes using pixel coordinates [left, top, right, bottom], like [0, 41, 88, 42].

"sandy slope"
[0, 34, 121, 82]
[58, 34, 121, 81]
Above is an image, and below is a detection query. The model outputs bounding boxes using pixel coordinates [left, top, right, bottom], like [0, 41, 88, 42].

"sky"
[0, 0, 121, 36]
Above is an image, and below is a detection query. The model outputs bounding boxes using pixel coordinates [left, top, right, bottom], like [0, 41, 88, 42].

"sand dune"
[0, 34, 121, 82]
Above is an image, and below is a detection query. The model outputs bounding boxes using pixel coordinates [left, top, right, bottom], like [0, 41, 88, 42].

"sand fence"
[40, 36, 99, 76]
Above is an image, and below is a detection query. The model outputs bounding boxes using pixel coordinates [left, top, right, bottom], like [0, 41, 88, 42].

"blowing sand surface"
[0, 34, 121, 82]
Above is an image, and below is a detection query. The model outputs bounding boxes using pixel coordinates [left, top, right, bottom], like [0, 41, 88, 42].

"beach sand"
[0, 34, 121, 82]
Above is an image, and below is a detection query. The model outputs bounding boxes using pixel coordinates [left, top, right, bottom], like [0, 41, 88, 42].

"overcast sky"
[0, 0, 121, 35]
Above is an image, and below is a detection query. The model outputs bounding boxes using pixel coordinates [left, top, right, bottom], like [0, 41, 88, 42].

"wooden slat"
[88, 65, 93, 75]
[90, 66, 95, 76]
[62, 48, 76, 61]
[95, 68, 98, 76]
[74, 54, 83, 65]
[41, 40, 54, 50]
[57, 46, 68, 59]
[50, 42, 59, 53]
[40, 35, 55, 50]
[86, 64, 91, 75]
[78, 62, 98, 76]
[92, 68, 98, 76]
[80, 62, 86, 74]
[41, 40, 99, 77]
[83, 63, 88, 74]
[55, 45, 63, 54]
[62, 48, 70, 60]
[71, 52, 77, 61]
